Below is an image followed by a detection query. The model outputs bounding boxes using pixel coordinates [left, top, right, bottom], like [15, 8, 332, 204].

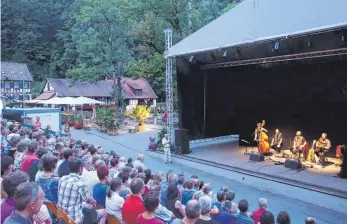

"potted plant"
[73, 115, 83, 129]
[125, 105, 151, 132]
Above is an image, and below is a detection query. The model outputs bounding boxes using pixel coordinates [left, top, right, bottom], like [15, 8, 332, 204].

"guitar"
[307, 140, 316, 163]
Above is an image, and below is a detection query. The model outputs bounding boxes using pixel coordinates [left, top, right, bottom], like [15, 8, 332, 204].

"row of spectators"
[1, 120, 318, 224]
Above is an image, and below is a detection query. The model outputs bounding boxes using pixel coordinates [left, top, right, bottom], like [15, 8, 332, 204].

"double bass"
[254, 122, 270, 153]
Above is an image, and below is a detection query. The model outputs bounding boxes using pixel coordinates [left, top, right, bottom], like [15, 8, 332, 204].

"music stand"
[241, 139, 251, 155]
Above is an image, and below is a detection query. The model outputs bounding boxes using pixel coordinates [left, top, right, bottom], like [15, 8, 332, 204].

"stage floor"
[188, 138, 347, 194]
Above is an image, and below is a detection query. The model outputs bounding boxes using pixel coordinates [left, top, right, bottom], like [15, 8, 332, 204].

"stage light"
[308, 41, 311, 47]
[189, 55, 194, 63]
[274, 41, 280, 50]
[223, 50, 228, 57]
[342, 35, 345, 42]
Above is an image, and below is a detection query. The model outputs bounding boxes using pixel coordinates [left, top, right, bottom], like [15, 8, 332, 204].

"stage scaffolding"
[201, 48, 347, 69]
[164, 29, 174, 143]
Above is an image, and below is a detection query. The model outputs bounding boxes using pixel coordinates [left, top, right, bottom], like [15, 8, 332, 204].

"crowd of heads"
[0, 120, 318, 224]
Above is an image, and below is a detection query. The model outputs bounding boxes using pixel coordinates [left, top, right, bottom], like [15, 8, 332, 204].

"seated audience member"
[1, 156, 14, 182]
[212, 200, 236, 224]
[166, 185, 185, 219]
[8, 136, 21, 158]
[305, 217, 316, 224]
[118, 171, 131, 199]
[235, 200, 254, 224]
[1, 171, 30, 223]
[161, 171, 178, 206]
[251, 198, 268, 224]
[38, 154, 59, 204]
[144, 169, 153, 195]
[150, 185, 175, 222]
[225, 190, 238, 214]
[133, 154, 146, 170]
[122, 178, 146, 224]
[212, 190, 226, 209]
[276, 211, 290, 224]
[260, 211, 275, 224]
[13, 141, 28, 171]
[177, 175, 185, 195]
[137, 192, 165, 224]
[93, 166, 109, 208]
[172, 199, 201, 224]
[84, 159, 106, 194]
[193, 183, 212, 200]
[197, 195, 219, 224]
[181, 178, 196, 205]
[53, 143, 65, 175]
[110, 158, 119, 178]
[129, 168, 139, 184]
[3, 182, 51, 224]
[126, 157, 134, 168]
[106, 177, 124, 219]
[20, 141, 39, 173]
[58, 158, 97, 223]
[152, 172, 163, 186]
[58, 149, 74, 177]
[30, 148, 49, 182]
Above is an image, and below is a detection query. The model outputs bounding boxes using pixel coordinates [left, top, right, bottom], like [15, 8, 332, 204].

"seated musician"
[271, 129, 283, 156]
[314, 133, 331, 166]
[292, 131, 307, 160]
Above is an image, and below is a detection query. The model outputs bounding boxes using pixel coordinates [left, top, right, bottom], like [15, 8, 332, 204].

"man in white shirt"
[162, 134, 171, 163]
[133, 154, 146, 170]
[81, 156, 106, 194]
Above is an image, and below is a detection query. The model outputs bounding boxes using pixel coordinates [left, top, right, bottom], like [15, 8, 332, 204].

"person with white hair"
[162, 134, 171, 163]
[251, 197, 268, 224]
[118, 157, 127, 171]
[133, 154, 146, 170]
[197, 195, 219, 224]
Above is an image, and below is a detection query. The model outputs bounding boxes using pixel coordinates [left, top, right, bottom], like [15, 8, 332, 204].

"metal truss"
[190, 134, 238, 144]
[201, 48, 347, 69]
[164, 29, 174, 143]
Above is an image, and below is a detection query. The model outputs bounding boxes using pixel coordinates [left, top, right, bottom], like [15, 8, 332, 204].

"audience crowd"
[1, 120, 318, 224]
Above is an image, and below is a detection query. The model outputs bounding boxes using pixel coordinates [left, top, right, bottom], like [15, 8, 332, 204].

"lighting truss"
[164, 28, 174, 143]
[201, 48, 347, 69]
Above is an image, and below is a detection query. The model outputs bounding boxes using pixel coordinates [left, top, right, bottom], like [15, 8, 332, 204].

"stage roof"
[167, 0, 347, 57]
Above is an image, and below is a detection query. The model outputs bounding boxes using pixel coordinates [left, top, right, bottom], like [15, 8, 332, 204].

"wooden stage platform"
[187, 138, 347, 197]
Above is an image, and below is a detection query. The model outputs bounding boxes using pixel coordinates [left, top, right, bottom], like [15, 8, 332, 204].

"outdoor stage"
[187, 138, 347, 197]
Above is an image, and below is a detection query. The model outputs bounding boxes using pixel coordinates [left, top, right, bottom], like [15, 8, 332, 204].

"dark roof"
[1, 62, 33, 81]
[168, 0, 347, 57]
[46, 78, 157, 99]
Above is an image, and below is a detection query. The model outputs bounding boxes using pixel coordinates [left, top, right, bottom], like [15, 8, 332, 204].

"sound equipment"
[249, 152, 264, 162]
[175, 129, 190, 154]
[284, 158, 302, 170]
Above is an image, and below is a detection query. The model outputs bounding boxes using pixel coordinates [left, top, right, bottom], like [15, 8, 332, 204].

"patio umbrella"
[74, 96, 105, 105]
[39, 97, 75, 105]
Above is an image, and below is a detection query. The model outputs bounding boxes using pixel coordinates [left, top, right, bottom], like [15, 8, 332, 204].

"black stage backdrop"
[177, 59, 347, 150]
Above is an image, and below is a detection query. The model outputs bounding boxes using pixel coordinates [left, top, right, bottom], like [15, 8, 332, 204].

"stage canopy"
[28, 96, 104, 105]
[167, 0, 347, 57]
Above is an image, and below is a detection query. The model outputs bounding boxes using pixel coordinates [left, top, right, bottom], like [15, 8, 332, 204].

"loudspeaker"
[284, 158, 302, 170]
[249, 152, 264, 162]
[175, 129, 190, 154]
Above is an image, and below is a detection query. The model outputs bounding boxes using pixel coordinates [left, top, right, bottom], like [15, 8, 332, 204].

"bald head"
[185, 200, 201, 220]
[305, 217, 316, 224]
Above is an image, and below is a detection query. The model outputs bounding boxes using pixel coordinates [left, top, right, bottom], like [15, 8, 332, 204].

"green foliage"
[125, 106, 151, 125]
[1, 0, 241, 99]
[95, 108, 121, 130]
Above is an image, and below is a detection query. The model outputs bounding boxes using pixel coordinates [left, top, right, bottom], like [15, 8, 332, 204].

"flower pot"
[137, 125, 146, 132]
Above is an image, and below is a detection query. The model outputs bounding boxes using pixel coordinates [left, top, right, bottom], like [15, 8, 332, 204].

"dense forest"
[1, 0, 241, 97]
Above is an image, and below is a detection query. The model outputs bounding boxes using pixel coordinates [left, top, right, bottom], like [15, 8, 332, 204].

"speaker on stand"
[175, 129, 190, 154]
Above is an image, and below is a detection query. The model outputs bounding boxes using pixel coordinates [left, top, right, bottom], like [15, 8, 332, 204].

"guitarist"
[271, 129, 283, 156]
[292, 131, 307, 160]
[314, 133, 331, 166]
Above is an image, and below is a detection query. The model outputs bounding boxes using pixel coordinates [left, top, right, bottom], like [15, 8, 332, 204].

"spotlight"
[342, 35, 345, 42]
[189, 55, 194, 63]
[308, 40, 313, 47]
[274, 41, 280, 50]
[223, 50, 228, 57]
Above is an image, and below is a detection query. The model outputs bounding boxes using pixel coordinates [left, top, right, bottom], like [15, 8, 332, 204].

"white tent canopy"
[27, 96, 104, 105]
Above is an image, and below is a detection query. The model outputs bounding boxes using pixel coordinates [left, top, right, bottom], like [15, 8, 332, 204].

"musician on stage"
[314, 133, 331, 166]
[292, 131, 307, 160]
[271, 129, 283, 156]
